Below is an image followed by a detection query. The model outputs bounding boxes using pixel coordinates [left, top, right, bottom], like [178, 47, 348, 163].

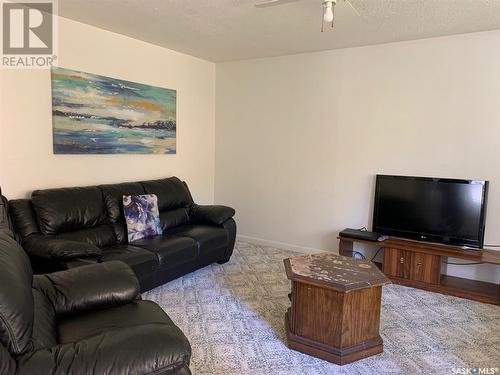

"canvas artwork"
[51, 67, 176, 154]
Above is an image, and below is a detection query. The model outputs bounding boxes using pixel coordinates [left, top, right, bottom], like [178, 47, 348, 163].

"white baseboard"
[237, 235, 325, 254]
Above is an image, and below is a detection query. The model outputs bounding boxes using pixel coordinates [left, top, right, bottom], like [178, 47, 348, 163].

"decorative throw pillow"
[123, 194, 162, 242]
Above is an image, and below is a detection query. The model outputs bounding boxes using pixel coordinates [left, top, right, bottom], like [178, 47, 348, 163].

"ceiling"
[59, 0, 500, 62]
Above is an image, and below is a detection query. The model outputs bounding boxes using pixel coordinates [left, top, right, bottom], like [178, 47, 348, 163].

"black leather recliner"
[0, 232, 192, 375]
[8, 176, 236, 292]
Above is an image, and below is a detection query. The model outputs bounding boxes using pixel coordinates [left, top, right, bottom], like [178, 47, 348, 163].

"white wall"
[215, 30, 500, 283]
[0, 17, 216, 203]
[1, 18, 498, 283]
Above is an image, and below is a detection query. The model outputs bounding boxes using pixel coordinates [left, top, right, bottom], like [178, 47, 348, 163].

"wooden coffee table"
[284, 253, 391, 365]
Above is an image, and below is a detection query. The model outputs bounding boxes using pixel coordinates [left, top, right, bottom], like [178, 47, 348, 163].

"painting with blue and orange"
[51, 67, 176, 154]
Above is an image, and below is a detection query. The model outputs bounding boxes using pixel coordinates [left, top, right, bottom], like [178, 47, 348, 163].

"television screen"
[373, 175, 489, 248]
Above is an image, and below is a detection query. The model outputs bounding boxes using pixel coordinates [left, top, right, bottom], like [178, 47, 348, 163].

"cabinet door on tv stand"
[411, 252, 441, 285]
[383, 248, 411, 279]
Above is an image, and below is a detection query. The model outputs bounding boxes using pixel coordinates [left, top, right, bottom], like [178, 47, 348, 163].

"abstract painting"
[51, 67, 176, 154]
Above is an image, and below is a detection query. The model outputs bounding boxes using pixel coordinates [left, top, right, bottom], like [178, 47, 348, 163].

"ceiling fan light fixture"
[323, 1, 335, 23]
[321, 0, 337, 31]
[255, 0, 358, 33]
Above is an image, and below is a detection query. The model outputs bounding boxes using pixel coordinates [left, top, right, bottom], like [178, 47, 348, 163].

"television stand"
[338, 236, 500, 305]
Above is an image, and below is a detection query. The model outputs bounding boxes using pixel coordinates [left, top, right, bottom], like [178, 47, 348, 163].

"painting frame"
[51, 67, 177, 154]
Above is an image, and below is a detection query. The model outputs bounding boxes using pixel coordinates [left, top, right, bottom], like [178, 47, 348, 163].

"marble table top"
[284, 252, 391, 292]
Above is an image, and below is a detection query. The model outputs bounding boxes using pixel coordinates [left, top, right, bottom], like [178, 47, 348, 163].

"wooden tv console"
[338, 236, 500, 305]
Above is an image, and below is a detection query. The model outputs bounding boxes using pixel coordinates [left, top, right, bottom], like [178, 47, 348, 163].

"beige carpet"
[143, 241, 500, 375]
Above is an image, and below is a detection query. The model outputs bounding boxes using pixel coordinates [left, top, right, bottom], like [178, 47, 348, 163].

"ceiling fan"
[255, 0, 360, 32]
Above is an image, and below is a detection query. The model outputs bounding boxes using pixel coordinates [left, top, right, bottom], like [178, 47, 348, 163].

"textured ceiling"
[59, 0, 500, 62]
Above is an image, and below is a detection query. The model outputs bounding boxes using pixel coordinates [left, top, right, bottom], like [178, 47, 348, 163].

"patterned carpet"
[143, 242, 500, 375]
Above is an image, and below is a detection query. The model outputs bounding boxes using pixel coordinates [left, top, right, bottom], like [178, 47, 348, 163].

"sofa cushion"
[57, 300, 174, 344]
[99, 182, 145, 223]
[169, 225, 228, 251]
[0, 343, 15, 375]
[132, 235, 198, 268]
[101, 245, 159, 276]
[123, 195, 162, 242]
[159, 208, 190, 231]
[32, 187, 108, 235]
[141, 177, 192, 211]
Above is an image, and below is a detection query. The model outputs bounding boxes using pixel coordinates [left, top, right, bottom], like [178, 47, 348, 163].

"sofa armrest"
[33, 261, 140, 318]
[190, 204, 235, 226]
[23, 235, 102, 260]
[17, 325, 191, 375]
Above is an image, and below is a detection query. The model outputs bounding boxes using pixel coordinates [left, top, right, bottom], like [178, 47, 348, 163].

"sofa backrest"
[141, 177, 193, 232]
[31, 187, 116, 248]
[8, 199, 40, 239]
[8, 177, 195, 245]
[99, 182, 146, 244]
[0, 233, 34, 355]
[32, 187, 106, 235]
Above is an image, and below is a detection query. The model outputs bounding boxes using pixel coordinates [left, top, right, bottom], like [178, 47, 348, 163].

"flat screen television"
[372, 175, 489, 248]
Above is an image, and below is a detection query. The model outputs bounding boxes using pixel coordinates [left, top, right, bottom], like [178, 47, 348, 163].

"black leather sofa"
[8, 177, 236, 292]
[0, 231, 192, 375]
